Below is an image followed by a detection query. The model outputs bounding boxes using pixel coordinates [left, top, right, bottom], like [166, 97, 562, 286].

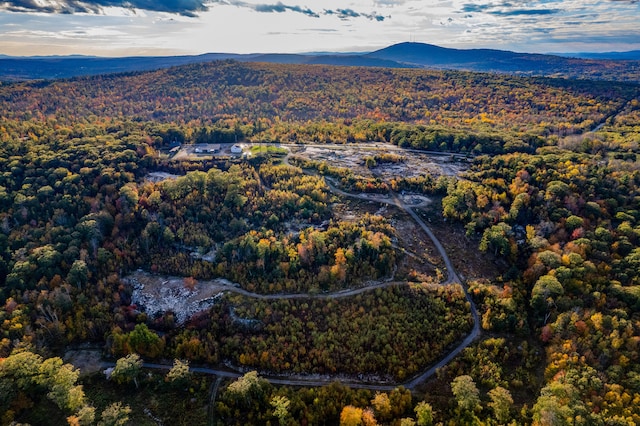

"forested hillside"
[1, 60, 640, 425]
[3, 61, 636, 146]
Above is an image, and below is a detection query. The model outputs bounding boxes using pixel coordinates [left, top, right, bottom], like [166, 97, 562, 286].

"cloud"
[2, 0, 92, 14]
[489, 8, 560, 16]
[1, 0, 389, 21]
[373, 0, 407, 5]
[461, 3, 493, 13]
[234, 2, 386, 21]
[324, 8, 386, 21]
[300, 28, 338, 32]
[461, 2, 560, 16]
[253, 2, 319, 17]
[1, 0, 207, 16]
[230, 2, 386, 21]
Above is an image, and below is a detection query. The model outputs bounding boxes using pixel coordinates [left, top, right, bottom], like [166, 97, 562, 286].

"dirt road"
[131, 169, 481, 392]
[96, 156, 481, 399]
[321, 176, 481, 389]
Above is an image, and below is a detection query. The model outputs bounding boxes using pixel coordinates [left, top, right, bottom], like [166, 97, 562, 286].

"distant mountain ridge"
[367, 42, 640, 80]
[553, 51, 640, 60]
[369, 42, 556, 67]
[0, 52, 413, 82]
[1, 42, 638, 83]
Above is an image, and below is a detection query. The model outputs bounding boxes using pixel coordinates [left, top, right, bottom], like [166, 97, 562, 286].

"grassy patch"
[249, 145, 288, 156]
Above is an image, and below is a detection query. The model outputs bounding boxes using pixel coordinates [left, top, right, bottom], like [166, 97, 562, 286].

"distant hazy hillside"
[0, 54, 237, 81]
[0, 52, 411, 82]
[1, 42, 638, 82]
[555, 50, 640, 60]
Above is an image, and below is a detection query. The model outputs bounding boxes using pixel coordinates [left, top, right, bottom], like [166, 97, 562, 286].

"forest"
[1, 59, 640, 425]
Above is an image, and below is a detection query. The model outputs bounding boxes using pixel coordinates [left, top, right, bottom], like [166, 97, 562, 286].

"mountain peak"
[369, 42, 516, 65]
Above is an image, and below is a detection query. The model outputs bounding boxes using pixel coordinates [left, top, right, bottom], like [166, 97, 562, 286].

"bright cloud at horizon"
[0, 0, 639, 56]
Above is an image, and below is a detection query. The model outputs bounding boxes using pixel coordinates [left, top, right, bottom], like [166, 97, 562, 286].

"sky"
[1, 0, 639, 57]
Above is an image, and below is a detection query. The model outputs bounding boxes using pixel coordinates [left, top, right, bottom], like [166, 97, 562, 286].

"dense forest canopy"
[1, 60, 640, 425]
[2, 61, 637, 147]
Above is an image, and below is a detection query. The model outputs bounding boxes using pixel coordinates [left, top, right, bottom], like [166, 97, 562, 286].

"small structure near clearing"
[194, 144, 220, 153]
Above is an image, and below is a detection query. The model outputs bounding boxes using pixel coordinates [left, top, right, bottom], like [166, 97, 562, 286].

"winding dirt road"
[99, 157, 484, 426]
[214, 279, 405, 301]
[322, 177, 481, 389]
[128, 167, 480, 395]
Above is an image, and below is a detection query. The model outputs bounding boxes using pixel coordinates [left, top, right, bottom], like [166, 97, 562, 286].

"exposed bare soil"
[137, 144, 486, 324]
[168, 142, 468, 182]
[415, 199, 505, 281]
[145, 171, 181, 182]
[127, 271, 231, 324]
[297, 143, 466, 179]
[64, 347, 105, 375]
[329, 196, 441, 281]
[171, 143, 246, 161]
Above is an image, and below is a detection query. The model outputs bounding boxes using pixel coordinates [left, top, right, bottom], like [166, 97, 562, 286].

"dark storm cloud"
[1, 0, 207, 16]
